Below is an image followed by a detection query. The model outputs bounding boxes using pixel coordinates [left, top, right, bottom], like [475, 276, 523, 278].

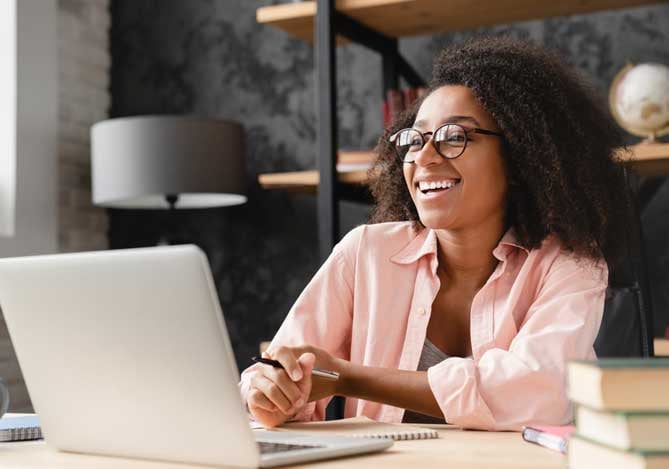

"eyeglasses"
[389, 123, 503, 163]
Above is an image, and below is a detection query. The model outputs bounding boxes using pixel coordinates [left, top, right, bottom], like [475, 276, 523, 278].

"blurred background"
[1, 0, 668, 412]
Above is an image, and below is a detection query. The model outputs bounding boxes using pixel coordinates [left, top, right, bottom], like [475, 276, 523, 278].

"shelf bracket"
[316, 0, 339, 263]
[382, 38, 399, 96]
[333, 11, 426, 88]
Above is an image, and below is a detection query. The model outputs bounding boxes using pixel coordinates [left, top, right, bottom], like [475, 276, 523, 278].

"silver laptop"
[0, 245, 392, 467]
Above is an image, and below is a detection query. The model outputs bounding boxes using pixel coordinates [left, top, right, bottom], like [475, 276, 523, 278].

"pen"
[251, 356, 340, 381]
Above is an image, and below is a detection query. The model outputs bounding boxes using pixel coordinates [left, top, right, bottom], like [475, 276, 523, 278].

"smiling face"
[402, 85, 508, 232]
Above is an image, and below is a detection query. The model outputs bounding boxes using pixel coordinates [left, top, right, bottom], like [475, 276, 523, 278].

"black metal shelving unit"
[314, 0, 426, 261]
[258, 2, 663, 419]
[310, 0, 660, 361]
[313, 0, 427, 418]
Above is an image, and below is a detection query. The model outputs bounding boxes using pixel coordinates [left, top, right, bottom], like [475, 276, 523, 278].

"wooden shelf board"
[258, 143, 669, 192]
[257, 0, 664, 43]
[619, 142, 669, 177]
[258, 169, 368, 191]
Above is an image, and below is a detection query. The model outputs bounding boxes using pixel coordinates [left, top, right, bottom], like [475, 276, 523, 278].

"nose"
[412, 136, 443, 167]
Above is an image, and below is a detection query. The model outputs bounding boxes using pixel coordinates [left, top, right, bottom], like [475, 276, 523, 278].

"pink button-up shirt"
[240, 221, 607, 431]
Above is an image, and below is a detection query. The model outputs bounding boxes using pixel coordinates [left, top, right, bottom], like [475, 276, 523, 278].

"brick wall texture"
[0, 0, 110, 412]
[58, 0, 109, 252]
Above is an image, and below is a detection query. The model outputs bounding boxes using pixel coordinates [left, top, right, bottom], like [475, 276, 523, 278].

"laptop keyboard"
[257, 441, 324, 454]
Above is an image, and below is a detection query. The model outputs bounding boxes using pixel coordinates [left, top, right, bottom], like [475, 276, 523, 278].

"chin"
[416, 211, 457, 230]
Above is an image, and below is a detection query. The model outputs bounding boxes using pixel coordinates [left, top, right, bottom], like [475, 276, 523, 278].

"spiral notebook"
[274, 416, 439, 441]
[0, 415, 42, 442]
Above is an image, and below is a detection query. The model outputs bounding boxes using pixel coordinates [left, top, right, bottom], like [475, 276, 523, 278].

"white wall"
[0, 1, 16, 238]
[0, 0, 58, 258]
[0, 0, 59, 412]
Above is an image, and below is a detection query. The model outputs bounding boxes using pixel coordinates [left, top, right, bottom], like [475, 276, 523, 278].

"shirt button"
[417, 307, 427, 316]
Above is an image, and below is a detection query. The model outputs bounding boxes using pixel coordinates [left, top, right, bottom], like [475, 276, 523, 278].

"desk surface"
[0, 426, 566, 469]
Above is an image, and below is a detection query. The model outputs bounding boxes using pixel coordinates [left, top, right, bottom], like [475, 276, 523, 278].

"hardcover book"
[568, 359, 669, 411]
[569, 435, 669, 469]
[576, 406, 669, 452]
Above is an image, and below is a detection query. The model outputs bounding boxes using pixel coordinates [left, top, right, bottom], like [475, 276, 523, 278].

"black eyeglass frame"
[389, 123, 504, 163]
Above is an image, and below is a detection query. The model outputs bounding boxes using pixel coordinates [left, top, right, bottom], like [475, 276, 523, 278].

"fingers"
[246, 391, 290, 429]
[247, 387, 276, 412]
[298, 351, 316, 370]
[254, 347, 318, 410]
[251, 375, 299, 414]
[265, 366, 304, 407]
[249, 357, 307, 414]
[295, 352, 315, 396]
[270, 346, 304, 381]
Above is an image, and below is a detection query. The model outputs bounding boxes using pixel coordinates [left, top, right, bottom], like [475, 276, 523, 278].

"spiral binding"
[351, 428, 439, 441]
[0, 425, 42, 442]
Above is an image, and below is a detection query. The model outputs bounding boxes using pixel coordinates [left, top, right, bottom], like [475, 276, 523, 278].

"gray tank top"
[402, 338, 449, 424]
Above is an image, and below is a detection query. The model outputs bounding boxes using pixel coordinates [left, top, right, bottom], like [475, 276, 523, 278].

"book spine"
[386, 89, 404, 124]
[382, 100, 390, 128]
[402, 88, 418, 108]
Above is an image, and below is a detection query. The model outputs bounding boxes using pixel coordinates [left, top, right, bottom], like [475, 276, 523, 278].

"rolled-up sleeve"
[427, 255, 607, 431]
[239, 227, 359, 421]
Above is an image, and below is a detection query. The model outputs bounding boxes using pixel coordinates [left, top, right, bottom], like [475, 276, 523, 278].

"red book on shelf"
[403, 87, 418, 108]
[386, 88, 404, 122]
[382, 100, 391, 127]
[521, 425, 575, 454]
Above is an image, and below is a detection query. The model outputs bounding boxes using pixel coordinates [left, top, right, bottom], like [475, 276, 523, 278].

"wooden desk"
[0, 426, 565, 468]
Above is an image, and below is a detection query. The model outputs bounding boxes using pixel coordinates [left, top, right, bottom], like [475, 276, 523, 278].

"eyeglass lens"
[394, 124, 467, 162]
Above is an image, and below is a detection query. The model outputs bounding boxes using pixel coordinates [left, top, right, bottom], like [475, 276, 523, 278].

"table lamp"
[91, 115, 247, 210]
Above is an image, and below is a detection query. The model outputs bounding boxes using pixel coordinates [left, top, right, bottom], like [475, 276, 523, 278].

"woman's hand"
[278, 345, 343, 402]
[246, 350, 314, 428]
[246, 344, 345, 427]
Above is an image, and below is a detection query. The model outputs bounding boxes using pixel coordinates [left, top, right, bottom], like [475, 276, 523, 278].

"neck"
[434, 216, 506, 289]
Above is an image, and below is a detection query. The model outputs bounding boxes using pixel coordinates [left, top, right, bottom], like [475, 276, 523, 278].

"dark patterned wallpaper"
[110, 0, 669, 368]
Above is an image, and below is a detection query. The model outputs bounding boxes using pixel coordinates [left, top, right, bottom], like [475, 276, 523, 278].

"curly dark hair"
[368, 36, 631, 266]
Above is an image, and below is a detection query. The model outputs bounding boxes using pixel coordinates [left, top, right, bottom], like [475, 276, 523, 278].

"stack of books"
[567, 358, 669, 468]
[382, 87, 429, 127]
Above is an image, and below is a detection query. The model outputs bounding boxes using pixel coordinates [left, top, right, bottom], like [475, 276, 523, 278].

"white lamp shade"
[91, 115, 247, 209]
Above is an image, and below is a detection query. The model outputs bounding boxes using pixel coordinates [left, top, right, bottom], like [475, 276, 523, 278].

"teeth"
[418, 180, 458, 191]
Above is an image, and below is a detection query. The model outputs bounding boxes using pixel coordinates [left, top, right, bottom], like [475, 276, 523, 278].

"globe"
[609, 62, 669, 141]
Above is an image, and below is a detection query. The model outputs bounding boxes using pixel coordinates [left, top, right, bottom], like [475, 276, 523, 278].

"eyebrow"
[413, 115, 481, 129]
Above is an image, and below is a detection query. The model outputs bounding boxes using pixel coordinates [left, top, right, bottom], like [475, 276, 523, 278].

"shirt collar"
[492, 228, 529, 261]
[390, 226, 528, 265]
[390, 227, 438, 265]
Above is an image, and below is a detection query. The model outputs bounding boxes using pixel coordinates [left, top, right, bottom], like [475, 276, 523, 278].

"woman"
[240, 37, 629, 431]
